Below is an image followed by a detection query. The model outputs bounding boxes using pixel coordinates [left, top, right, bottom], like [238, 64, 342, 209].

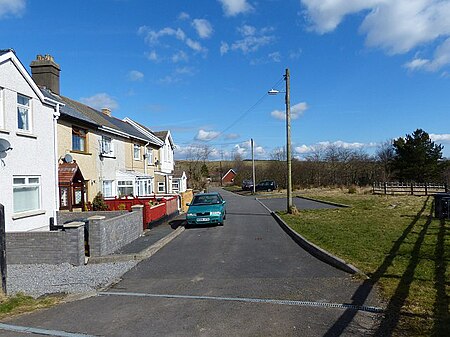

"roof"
[58, 162, 84, 184]
[0, 49, 14, 56]
[172, 169, 186, 179]
[41, 88, 98, 126]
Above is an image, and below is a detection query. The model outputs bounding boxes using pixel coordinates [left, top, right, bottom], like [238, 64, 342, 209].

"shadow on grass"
[323, 196, 449, 336]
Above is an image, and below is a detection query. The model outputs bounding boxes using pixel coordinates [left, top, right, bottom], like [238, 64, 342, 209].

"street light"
[268, 68, 293, 214]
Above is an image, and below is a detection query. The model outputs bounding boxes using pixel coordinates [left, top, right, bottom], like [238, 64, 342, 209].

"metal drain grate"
[98, 291, 384, 314]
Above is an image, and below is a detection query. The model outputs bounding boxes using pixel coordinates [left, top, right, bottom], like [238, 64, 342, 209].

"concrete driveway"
[1, 188, 382, 337]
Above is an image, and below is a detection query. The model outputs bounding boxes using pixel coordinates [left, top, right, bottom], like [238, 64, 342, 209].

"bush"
[348, 185, 357, 194]
[92, 192, 108, 211]
[118, 203, 126, 210]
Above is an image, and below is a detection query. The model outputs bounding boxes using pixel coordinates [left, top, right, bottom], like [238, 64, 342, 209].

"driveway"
[1, 188, 382, 336]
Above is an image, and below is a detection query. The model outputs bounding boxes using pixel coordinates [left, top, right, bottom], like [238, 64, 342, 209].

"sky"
[1, 0, 450, 160]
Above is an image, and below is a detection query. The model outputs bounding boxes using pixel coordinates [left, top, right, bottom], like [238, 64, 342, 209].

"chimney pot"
[102, 108, 112, 117]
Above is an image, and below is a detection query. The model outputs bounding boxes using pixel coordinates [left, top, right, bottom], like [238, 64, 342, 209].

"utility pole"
[285, 68, 293, 213]
[251, 138, 256, 194]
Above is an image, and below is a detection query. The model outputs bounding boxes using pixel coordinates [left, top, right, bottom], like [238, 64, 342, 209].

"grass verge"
[280, 193, 449, 337]
[0, 292, 61, 320]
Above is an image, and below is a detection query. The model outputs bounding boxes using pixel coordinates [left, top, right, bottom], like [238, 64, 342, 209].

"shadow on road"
[169, 219, 186, 230]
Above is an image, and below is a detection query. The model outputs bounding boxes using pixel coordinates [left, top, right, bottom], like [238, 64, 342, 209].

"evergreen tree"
[200, 163, 209, 178]
[392, 129, 444, 182]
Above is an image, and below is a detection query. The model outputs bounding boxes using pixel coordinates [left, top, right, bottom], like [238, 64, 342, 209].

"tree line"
[180, 129, 449, 190]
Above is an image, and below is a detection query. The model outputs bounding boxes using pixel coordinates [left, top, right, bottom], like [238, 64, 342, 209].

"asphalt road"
[1, 189, 383, 337]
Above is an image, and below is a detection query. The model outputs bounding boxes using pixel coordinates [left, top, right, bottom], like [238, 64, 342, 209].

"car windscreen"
[191, 195, 221, 205]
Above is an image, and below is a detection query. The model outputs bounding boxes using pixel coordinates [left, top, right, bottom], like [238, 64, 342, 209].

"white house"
[0, 50, 60, 231]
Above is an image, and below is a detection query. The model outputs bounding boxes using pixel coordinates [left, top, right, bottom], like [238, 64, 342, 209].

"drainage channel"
[0, 323, 97, 337]
[99, 291, 384, 314]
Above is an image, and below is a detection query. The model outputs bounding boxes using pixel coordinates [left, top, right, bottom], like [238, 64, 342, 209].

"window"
[17, 94, 31, 131]
[101, 136, 114, 156]
[117, 180, 134, 196]
[13, 176, 40, 213]
[133, 144, 141, 160]
[72, 127, 87, 152]
[102, 180, 114, 197]
[137, 179, 152, 196]
[172, 181, 179, 192]
[60, 187, 68, 207]
[146, 148, 153, 165]
[158, 182, 165, 193]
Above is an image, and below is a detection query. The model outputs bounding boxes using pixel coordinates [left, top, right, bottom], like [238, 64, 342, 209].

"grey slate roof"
[40, 88, 99, 127]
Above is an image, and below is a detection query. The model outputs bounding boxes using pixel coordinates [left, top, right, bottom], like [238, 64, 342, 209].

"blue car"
[186, 192, 226, 226]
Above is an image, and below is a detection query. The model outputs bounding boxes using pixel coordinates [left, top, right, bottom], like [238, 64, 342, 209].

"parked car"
[255, 180, 277, 192]
[186, 192, 227, 226]
[242, 179, 254, 191]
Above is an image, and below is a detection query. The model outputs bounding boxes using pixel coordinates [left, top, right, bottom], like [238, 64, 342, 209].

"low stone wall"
[6, 223, 84, 266]
[57, 210, 127, 225]
[6, 206, 144, 265]
[88, 205, 143, 257]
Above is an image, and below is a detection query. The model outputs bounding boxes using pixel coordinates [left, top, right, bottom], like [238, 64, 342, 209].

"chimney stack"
[102, 108, 112, 117]
[30, 54, 61, 95]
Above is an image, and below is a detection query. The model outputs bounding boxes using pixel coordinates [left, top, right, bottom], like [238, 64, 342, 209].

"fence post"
[384, 182, 387, 195]
[1, 204, 7, 295]
[410, 183, 414, 195]
[425, 183, 428, 196]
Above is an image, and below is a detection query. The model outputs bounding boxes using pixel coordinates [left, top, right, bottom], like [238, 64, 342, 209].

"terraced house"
[0, 50, 182, 232]
[29, 54, 178, 210]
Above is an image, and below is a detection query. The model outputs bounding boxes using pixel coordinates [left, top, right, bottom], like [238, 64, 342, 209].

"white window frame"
[157, 182, 165, 193]
[101, 136, 114, 156]
[102, 180, 114, 197]
[17, 93, 31, 132]
[117, 180, 134, 197]
[172, 181, 179, 192]
[13, 176, 41, 214]
[133, 144, 141, 160]
[146, 148, 153, 166]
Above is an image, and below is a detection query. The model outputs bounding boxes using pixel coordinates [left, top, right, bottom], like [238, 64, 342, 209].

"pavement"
[87, 213, 187, 264]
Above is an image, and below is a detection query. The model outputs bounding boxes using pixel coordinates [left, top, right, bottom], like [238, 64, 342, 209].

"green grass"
[0, 292, 61, 319]
[280, 193, 450, 336]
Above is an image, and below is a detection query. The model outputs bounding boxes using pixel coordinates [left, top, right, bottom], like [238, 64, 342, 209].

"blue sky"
[1, 0, 450, 160]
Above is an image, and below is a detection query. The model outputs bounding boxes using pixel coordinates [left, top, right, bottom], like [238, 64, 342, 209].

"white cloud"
[301, 0, 450, 72]
[139, 26, 186, 45]
[268, 52, 281, 62]
[218, 0, 253, 16]
[186, 38, 206, 53]
[295, 140, 377, 155]
[127, 70, 144, 81]
[0, 0, 25, 18]
[229, 25, 275, 54]
[225, 133, 240, 140]
[178, 12, 190, 20]
[430, 133, 450, 143]
[172, 50, 189, 63]
[146, 50, 159, 62]
[220, 41, 230, 55]
[195, 129, 220, 141]
[80, 93, 119, 111]
[192, 19, 213, 39]
[271, 102, 308, 120]
[404, 38, 450, 72]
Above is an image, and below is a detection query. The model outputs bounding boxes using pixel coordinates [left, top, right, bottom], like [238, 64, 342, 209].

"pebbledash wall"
[6, 205, 143, 266]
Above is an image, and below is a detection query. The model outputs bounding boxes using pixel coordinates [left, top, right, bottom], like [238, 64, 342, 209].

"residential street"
[1, 189, 383, 337]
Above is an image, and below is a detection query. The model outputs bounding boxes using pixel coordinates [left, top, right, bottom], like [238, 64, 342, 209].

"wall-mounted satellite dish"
[0, 152, 6, 159]
[63, 154, 73, 163]
[0, 138, 12, 153]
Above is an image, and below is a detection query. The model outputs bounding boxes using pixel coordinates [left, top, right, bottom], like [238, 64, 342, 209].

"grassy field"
[0, 292, 61, 320]
[279, 191, 449, 336]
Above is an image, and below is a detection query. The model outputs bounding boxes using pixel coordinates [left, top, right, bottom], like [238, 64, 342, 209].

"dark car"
[186, 192, 226, 226]
[255, 180, 277, 192]
[242, 179, 254, 191]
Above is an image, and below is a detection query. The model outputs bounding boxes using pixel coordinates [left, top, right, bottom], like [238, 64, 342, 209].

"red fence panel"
[104, 195, 179, 229]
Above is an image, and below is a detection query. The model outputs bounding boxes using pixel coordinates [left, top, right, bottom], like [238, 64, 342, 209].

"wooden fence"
[373, 182, 448, 196]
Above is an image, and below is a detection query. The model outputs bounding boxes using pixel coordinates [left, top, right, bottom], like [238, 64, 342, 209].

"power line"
[203, 76, 285, 142]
